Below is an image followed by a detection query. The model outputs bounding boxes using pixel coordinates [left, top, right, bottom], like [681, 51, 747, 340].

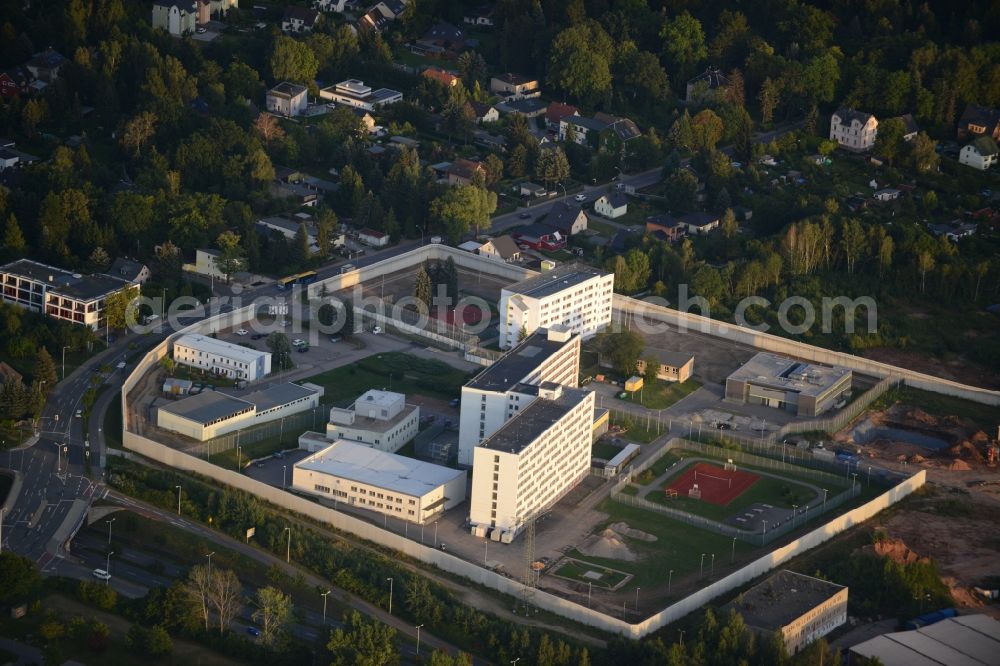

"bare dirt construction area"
[878, 489, 1000, 616]
[861, 346, 1000, 390]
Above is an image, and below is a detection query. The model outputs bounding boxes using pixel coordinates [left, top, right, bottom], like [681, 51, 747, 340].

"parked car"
[330, 335, 342, 343]
[574, 194, 587, 202]
[92, 569, 111, 581]
[292, 339, 306, 347]
[518, 212, 531, 219]
[246, 627, 260, 637]
[75, 409, 82, 418]
[372, 326, 383, 334]
[236, 328, 248, 336]
[297, 345, 309, 353]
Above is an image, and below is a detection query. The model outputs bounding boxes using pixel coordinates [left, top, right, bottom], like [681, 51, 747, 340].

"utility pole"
[668, 569, 673, 595]
[105, 551, 114, 585]
[284, 527, 291, 563]
[175, 486, 182, 515]
[106, 518, 115, 545]
[206, 551, 215, 579]
[386, 577, 394, 615]
[700, 553, 705, 578]
[415, 624, 424, 656]
[321, 590, 331, 625]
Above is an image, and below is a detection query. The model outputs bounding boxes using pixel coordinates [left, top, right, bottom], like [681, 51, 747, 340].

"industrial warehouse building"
[457, 326, 580, 466]
[724, 352, 852, 417]
[849, 614, 1000, 665]
[469, 384, 595, 540]
[172, 334, 272, 381]
[497, 263, 613, 349]
[325, 389, 420, 453]
[156, 382, 322, 440]
[724, 570, 848, 655]
[292, 439, 467, 524]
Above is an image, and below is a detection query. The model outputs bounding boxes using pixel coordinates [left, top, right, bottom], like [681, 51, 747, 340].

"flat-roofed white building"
[325, 389, 420, 453]
[292, 439, 466, 524]
[172, 334, 271, 381]
[469, 384, 595, 539]
[498, 263, 613, 349]
[156, 382, 322, 440]
[319, 79, 402, 111]
[458, 326, 580, 466]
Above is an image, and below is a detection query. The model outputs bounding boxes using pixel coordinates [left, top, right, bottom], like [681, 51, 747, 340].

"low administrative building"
[292, 439, 467, 524]
[724, 569, 848, 655]
[724, 352, 852, 417]
[325, 389, 419, 453]
[172, 334, 272, 381]
[156, 382, 323, 441]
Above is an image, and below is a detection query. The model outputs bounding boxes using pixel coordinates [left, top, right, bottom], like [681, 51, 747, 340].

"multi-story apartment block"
[498, 263, 613, 350]
[0, 259, 134, 330]
[469, 384, 595, 539]
[152, 1, 197, 37]
[830, 108, 878, 152]
[458, 327, 579, 466]
[172, 334, 271, 381]
[266, 82, 308, 117]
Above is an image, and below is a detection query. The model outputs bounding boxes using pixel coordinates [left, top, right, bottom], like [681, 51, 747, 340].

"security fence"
[192, 404, 329, 462]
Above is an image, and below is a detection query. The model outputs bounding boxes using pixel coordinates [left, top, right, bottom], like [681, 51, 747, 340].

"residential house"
[463, 5, 494, 27]
[315, 0, 349, 12]
[372, 0, 407, 19]
[873, 188, 901, 202]
[830, 108, 878, 152]
[107, 258, 151, 286]
[479, 236, 521, 263]
[152, 1, 197, 37]
[889, 113, 919, 141]
[352, 109, 377, 134]
[268, 182, 318, 206]
[545, 102, 578, 132]
[420, 22, 466, 51]
[489, 73, 540, 99]
[319, 79, 402, 111]
[495, 97, 547, 118]
[594, 192, 628, 219]
[0, 148, 19, 171]
[447, 159, 486, 186]
[266, 82, 308, 117]
[929, 221, 977, 241]
[0, 67, 31, 97]
[423, 67, 459, 88]
[959, 136, 999, 170]
[686, 66, 731, 103]
[559, 115, 609, 147]
[957, 104, 1000, 141]
[467, 101, 498, 124]
[359, 8, 390, 32]
[511, 224, 566, 251]
[676, 211, 720, 234]
[545, 202, 588, 236]
[358, 228, 389, 247]
[282, 6, 320, 33]
[595, 113, 641, 144]
[645, 214, 686, 242]
[204, 0, 238, 16]
[25, 48, 68, 83]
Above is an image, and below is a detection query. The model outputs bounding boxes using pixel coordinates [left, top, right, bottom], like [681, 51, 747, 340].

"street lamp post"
[237, 444, 242, 470]
[792, 504, 798, 527]
[484, 540, 489, 565]
[284, 527, 291, 563]
[668, 569, 673, 595]
[710, 553, 715, 578]
[321, 589, 331, 625]
[106, 518, 115, 545]
[386, 577, 394, 615]
[434, 522, 438, 548]
[105, 551, 114, 585]
[283, 465, 287, 488]
[415, 624, 424, 656]
[822, 488, 828, 509]
[635, 587, 641, 612]
[731, 537, 737, 563]
[175, 486, 182, 515]
[587, 581, 592, 608]
[700, 553, 706, 578]
[206, 551, 215, 579]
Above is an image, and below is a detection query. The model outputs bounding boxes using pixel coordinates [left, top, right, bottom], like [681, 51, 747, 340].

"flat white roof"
[174, 334, 271, 365]
[354, 389, 404, 410]
[295, 439, 464, 498]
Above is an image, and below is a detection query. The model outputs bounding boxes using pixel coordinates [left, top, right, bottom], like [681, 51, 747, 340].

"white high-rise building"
[457, 327, 579, 466]
[498, 263, 613, 350]
[469, 384, 595, 539]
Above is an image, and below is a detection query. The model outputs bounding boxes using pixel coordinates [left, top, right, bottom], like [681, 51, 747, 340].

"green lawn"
[592, 441, 622, 460]
[635, 452, 684, 485]
[551, 559, 631, 590]
[304, 352, 470, 405]
[170, 364, 240, 388]
[585, 218, 619, 236]
[610, 416, 665, 444]
[571, 499, 757, 588]
[644, 464, 818, 521]
[211, 432, 297, 469]
[620, 378, 702, 410]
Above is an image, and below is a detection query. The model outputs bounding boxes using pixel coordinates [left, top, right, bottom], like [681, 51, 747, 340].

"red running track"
[665, 462, 760, 506]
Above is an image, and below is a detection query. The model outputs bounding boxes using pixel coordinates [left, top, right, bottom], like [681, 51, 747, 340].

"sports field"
[665, 462, 760, 505]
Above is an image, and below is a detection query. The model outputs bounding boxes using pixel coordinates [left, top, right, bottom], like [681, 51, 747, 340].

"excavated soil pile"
[580, 529, 638, 561]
